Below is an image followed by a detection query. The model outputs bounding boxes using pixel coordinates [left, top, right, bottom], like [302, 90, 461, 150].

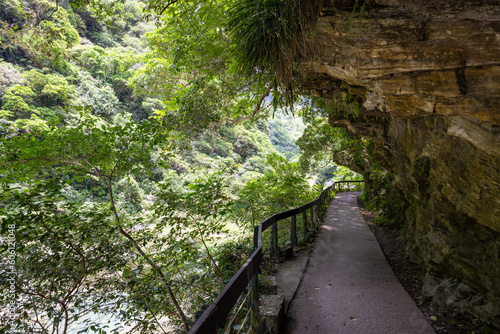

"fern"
[345, 0, 369, 40]
[352, 101, 360, 118]
[345, 1, 359, 39]
[360, 0, 369, 20]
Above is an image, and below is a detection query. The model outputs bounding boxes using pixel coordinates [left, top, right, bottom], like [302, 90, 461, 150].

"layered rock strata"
[299, 0, 500, 327]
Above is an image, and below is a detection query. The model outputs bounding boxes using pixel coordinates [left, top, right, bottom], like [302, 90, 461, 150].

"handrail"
[189, 180, 364, 333]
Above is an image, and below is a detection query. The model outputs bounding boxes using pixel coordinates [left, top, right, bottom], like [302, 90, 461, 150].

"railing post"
[316, 205, 319, 230]
[290, 215, 297, 247]
[310, 207, 314, 234]
[311, 205, 317, 234]
[302, 210, 308, 240]
[271, 222, 278, 258]
[249, 226, 261, 334]
[249, 273, 261, 334]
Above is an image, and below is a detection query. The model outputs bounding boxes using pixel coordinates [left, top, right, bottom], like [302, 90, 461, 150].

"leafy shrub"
[233, 135, 258, 160]
[211, 136, 233, 158]
[194, 140, 213, 156]
[237, 153, 311, 224]
[89, 31, 117, 47]
[16, 0, 79, 62]
[0, 86, 58, 131]
[1, 85, 34, 120]
[0, 0, 25, 24]
[361, 167, 408, 230]
[213, 236, 253, 281]
[239, 155, 265, 174]
[267, 113, 305, 160]
[22, 69, 75, 106]
[75, 71, 120, 120]
[116, 174, 144, 208]
[122, 96, 162, 122]
[0, 69, 76, 131]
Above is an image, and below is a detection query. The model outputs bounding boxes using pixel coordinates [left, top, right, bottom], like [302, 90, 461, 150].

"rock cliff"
[299, 0, 500, 327]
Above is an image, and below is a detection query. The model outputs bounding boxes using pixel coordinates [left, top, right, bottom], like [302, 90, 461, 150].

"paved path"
[286, 192, 435, 334]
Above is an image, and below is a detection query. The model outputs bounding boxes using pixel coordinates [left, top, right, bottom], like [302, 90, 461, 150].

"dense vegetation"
[0, 0, 362, 333]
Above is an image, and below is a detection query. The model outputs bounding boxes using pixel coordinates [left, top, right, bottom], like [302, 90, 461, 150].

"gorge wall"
[299, 0, 500, 327]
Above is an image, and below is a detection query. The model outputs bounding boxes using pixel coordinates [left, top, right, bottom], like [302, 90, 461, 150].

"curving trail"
[286, 192, 435, 334]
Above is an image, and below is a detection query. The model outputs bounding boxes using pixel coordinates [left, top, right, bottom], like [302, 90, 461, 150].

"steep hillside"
[0, 2, 316, 332]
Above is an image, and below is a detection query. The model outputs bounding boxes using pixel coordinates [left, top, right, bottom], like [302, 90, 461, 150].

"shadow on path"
[286, 192, 435, 334]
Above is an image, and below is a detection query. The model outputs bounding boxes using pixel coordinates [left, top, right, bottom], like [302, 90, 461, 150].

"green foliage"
[345, 0, 370, 40]
[213, 236, 253, 280]
[130, 0, 228, 96]
[237, 153, 311, 223]
[0, 115, 199, 332]
[1, 113, 157, 181]
[154, 170, 235, 284]
[0, 1, 354, 332]
[120, 22, 153, 54]
[116, 174, 144, 208]
[7, 0, 80, 64]
[328, 93, 361, 119]
[0, 69, 77, 130]
[130, 0, 283, 147]
[74, 71, 120, 120]
[0, 104, 283, 331]
[70, 45, 137, 90]
[1, 85, 35, 120]
[22, 69, 75, 106]
[297, 97, 367, 181]
[102, 0, 144, 38]
[0, 181, 131, 333]
[360, 166, 408, 230]
[227, 0, 323, 105]
[0, 0, 26, 24]
[153, 79, 228, 144]
[267, 112, 305, 160]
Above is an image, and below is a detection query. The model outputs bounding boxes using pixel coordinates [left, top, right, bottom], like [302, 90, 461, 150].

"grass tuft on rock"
[228, 0, 324, 105]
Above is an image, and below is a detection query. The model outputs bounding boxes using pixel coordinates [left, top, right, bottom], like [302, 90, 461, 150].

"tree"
[297, 97, 369, 178]
[0, 181, 133, 333]
[153, 170, 234, 283]
[237, 153, 312, 223]
[129, 0, 280, 147]
[0, 114, 192, 332]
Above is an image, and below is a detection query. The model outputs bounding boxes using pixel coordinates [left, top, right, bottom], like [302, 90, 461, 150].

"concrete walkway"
[285, 192, 435, 334]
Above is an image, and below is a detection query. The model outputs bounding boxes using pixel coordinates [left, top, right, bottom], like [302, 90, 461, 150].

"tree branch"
[146, 305, 169, 334]
[117, 225, 190, 332]
[32, 0, 59, 27]
[187, 213, 224, 284]
[159, 0, 179, 15]
[211, 84, 273, 128]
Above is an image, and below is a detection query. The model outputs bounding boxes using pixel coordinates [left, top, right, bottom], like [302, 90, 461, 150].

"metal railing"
[334, 180, 364, 192]
[189, 180, 365, 333]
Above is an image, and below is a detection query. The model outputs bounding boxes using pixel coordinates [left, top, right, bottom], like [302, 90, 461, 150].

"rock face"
[299, 0, 500, 327]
